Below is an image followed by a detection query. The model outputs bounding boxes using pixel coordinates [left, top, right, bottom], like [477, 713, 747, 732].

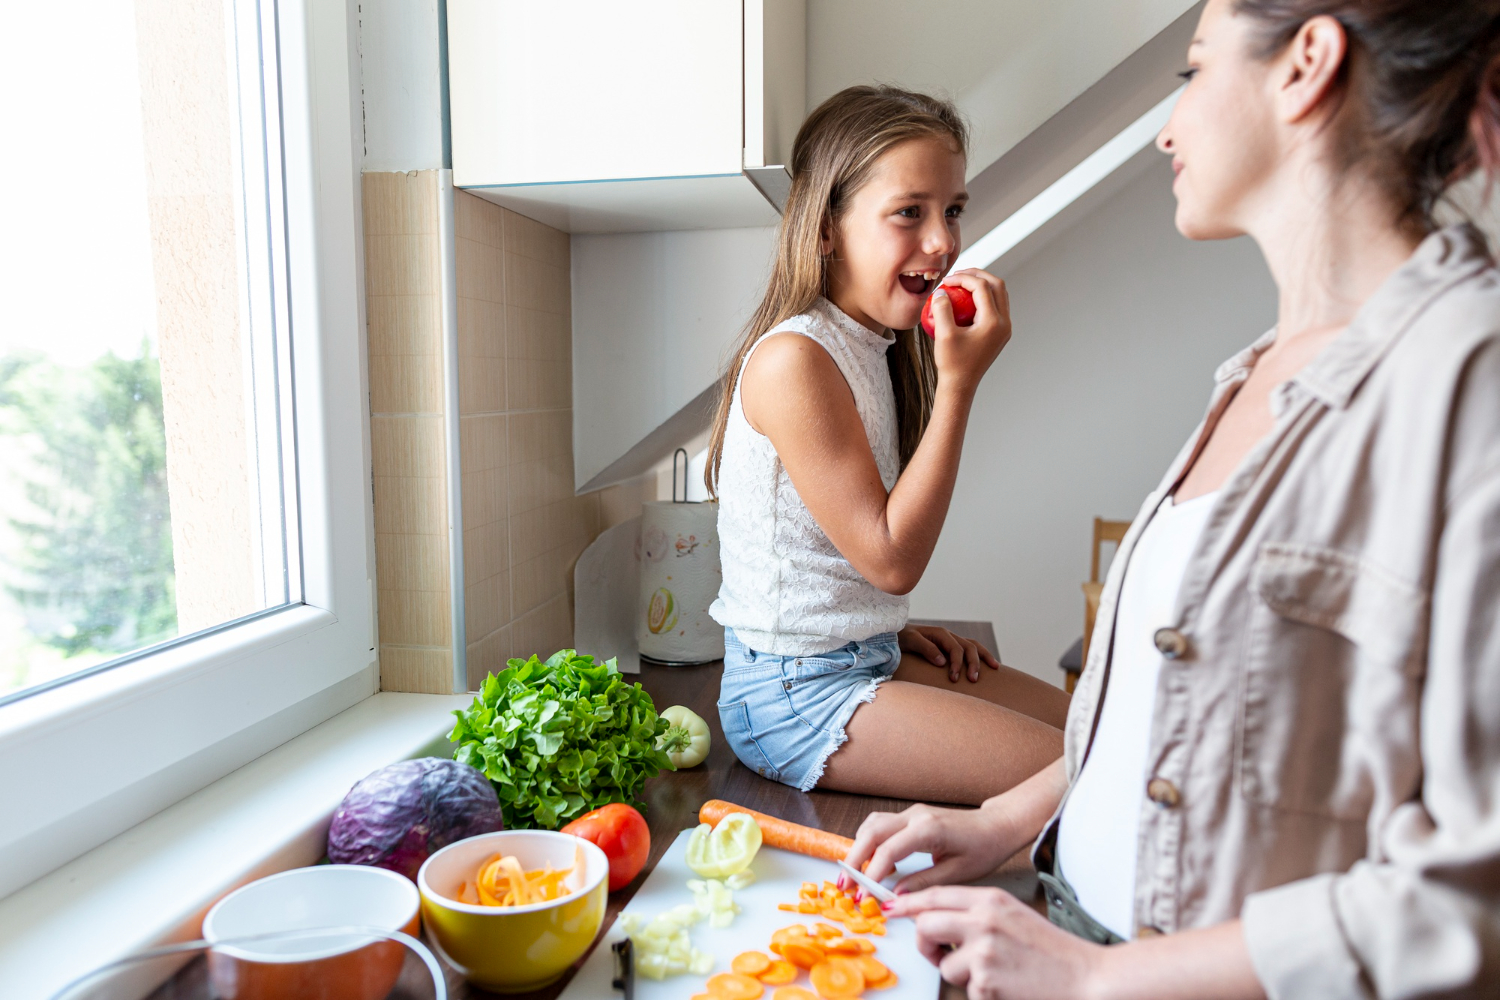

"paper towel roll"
[637, 500, 723, 665]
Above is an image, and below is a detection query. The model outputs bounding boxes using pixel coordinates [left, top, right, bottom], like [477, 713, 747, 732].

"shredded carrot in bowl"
[454, 848, 582, 908]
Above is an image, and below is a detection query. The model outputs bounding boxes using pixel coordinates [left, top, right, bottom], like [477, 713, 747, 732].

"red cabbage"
[327, 758, 503, 880]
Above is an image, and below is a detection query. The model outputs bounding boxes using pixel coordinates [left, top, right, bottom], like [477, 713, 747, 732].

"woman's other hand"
[843, 760, 1070, 892]
[898, 623, 1000, 682]
[843, 802, 1016, 892]
[929, 268, 1010, 394]
[889, 886, 1103, 1000]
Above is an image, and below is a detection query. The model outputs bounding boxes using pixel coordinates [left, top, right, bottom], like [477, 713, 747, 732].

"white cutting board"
[560, 829, 941, 1000]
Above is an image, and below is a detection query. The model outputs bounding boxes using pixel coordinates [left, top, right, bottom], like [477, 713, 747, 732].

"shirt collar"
[816, 296, 897, 346]
[1293, 224, 1493, 409]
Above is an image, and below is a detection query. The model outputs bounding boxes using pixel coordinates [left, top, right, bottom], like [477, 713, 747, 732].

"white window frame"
[0, 0, 376, 902]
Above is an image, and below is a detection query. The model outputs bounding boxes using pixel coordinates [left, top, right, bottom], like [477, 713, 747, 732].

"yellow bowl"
[417, 830, 609, 992]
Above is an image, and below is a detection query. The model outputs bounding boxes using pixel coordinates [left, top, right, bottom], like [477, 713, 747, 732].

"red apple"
[919, 284, 977, 337]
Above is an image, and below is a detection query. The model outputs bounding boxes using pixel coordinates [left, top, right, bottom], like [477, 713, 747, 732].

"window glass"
[0, 0, 299, 702]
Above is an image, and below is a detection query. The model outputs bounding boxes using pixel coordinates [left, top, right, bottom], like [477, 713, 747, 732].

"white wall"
[908, 154, 1277, 686]
[570, 226, 778, 490]
[806, 0, 1198, 179]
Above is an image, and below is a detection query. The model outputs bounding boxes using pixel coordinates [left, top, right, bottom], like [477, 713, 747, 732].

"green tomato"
[656, 705, 711, 768]
[685, 812, 761, 878]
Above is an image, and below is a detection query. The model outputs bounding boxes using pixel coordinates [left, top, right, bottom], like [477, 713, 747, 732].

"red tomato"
[919, 283, 977, 337]
[561, 803, 650, 891]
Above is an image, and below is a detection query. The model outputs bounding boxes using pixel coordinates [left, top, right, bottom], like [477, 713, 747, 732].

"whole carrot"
[699, 800, 854, 862]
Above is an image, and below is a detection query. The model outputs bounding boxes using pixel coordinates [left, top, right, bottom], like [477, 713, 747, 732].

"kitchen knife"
[836, 860, 896, 905]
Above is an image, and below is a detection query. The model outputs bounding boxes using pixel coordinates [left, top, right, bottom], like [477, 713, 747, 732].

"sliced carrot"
[868, 971, 897, 991]
[855, 956, 891, 985]
[870, 923, 886, 937]
[780, 941, 827, 970]
[845, 916, 872, 934]
[809, 960, 865, 998]
[706, 972, 766, 1000]
[802, 882, 820, 895]
[733, 952, 773, 976]
[814, 922, 842, 937]
[778, 902, 798, 912]
[772, 989, 818, 1000]
[824, 938, 865, 955]
[799, 901, 820, 914]
[699, 800, 856, 862]
[858, 897, 881, 917]
[854, 938, 877, 953]
[758, 960, 797, 985]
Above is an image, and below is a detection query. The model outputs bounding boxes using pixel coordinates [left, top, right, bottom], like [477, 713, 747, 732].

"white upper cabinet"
[448, 0, 804, 233]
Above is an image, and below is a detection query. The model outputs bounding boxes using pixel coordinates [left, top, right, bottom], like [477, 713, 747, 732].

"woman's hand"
[898, 624, 1000, 682]
[843, 802, 1018, 892]
[888, 886, 1104, 1000]
[929, 269, 1011, 395]
[844, 760, 1070, 892]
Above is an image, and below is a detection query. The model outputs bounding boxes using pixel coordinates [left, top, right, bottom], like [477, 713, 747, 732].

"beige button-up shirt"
[1051, 225, 1500, 998]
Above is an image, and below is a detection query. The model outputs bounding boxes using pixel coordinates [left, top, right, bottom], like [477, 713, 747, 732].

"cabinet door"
[450, 0, 744, 187]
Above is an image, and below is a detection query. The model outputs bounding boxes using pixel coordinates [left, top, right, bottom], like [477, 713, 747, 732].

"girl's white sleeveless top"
[709, 297, 910, 656]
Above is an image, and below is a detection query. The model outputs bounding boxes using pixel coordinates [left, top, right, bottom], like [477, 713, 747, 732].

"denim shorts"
[717, 628, 902, 792]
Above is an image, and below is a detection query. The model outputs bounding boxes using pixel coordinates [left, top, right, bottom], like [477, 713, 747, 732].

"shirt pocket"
[1239, 542, 1428, 820]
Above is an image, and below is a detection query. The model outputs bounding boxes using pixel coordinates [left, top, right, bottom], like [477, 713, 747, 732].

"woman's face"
[825, 136, 968, 332]
[1157, 0, 1282, 240]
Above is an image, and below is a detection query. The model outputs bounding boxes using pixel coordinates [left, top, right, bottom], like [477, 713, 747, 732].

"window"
[0, 0, 375, 901]
[0, 0, 301, 705]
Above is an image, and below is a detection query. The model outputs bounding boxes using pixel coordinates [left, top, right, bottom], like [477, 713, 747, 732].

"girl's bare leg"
[895, 656, 1071, 729]
[816, 680, 1063, 804]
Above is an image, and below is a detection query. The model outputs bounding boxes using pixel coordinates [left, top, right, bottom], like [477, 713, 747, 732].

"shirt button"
[1137, 925, 1165, 938]
[1147, 778, 1181, 808]
[1153, 628, 1189, 659]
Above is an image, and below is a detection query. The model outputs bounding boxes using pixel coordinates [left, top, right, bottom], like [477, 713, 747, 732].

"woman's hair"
[704, 85, 969, 497]
[1233, 0, 1500, 233]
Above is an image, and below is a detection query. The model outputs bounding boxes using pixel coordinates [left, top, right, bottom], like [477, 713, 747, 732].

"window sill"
[0, 690, 470, 1000]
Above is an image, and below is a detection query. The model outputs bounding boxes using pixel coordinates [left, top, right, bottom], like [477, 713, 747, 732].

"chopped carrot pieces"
[824, 938, 865, 955]
[859, 897, 881, 917]
[778, 902, 798, 912]
[798, 901, 819, 914]
[809, 959, 865, 998]
[758, 960, 797, 985]
[871, 923, 886, 936]
[867, 970, 897, 991]
[814, 922, 842, 937]
[845, 916, 872, 934]
[706, 972, 765, 1000]
[772, 989, 818, 1000]
[802, 882, 819, 895]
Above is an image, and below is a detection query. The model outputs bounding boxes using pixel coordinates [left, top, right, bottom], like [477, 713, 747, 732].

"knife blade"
[836, 860, 896, 905]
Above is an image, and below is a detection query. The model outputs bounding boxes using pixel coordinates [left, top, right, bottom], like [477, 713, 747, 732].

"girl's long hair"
[705, 85, 969, 497]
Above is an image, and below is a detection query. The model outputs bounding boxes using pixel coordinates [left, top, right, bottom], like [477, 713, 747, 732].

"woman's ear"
[820, 216, 835, 256]
[1276, 14, 1348, 125]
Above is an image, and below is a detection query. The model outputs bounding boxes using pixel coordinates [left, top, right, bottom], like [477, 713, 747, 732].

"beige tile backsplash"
[365, 171, 630, 694]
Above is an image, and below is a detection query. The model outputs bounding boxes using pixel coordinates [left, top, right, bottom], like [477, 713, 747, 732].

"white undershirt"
[1055, 491, 1218, 939]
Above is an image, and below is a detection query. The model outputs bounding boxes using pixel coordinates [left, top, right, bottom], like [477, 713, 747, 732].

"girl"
[849, 2, 1500, 998]
[707, 86, 1069, 805]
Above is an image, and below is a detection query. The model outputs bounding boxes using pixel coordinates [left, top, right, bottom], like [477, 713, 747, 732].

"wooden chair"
[1067, 518, 1131, 693]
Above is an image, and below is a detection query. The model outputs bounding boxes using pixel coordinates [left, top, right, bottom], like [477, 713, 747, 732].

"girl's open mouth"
[899, 270, 940, 295]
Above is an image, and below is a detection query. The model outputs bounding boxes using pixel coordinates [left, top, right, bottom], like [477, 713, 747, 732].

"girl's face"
[824, 136, 968, 331]
[1156, 0, 1281, 240]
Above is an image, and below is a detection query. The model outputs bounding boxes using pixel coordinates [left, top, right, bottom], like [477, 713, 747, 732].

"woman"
[845, 1, 1500, 997]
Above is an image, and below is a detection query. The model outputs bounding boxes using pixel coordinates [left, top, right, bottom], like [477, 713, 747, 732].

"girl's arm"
[740, 272, 1009, 595]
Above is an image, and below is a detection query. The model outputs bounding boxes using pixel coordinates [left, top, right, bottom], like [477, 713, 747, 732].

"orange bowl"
[202, 864, 420, 1000]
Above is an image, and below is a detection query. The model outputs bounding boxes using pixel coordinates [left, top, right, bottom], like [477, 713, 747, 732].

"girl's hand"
[898, 624, 1001, 682]
[889, 886, 1104, 1000]
[843, 802, 1017, 892]
[929, 269, 1011, 394]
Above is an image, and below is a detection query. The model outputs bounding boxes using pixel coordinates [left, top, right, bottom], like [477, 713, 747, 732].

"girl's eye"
[897, 206, 920, 219]
[945, 205, 964, 219]
[1177, 68, 1198, 82]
